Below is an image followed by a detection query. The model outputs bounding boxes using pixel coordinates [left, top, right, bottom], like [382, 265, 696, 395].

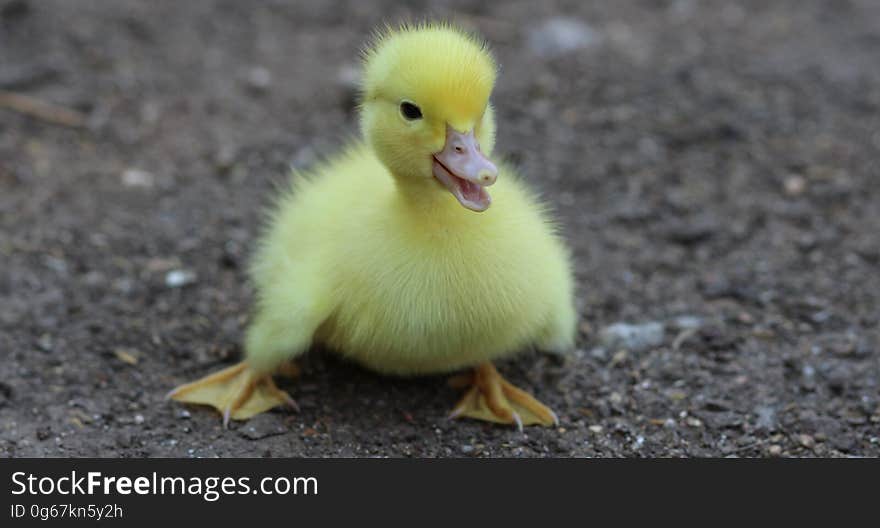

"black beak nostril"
[454, 146, 465, 154]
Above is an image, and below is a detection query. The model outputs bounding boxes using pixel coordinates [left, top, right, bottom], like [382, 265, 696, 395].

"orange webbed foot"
[448, 362, 558, 430]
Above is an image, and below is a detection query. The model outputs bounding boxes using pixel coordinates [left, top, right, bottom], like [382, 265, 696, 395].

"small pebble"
[134, 414, 145, 425]
[802, 364, 816, 380]
[35, 427, 51, 441]
[165, 269, 197, 288]
[37, 333, 53, 352]
[754, 405, 778, 431]
[589, 347, 608, 361]
[784, 175, 807, 196]
[739, 315, 758, 329]
[527, 17, 602, 57]
[44, 256, 68, 274]
[798, 434, 815, 449]
[588, 425, 603, 434]
[686, 417, 703, 428]
[214, 144, 238, 171]
[238, 414, 287, 440]
[599, 322, 665, 353]
[245, 66, 272, 92]
[121, 169, 155, 188]
[113, 348, 139, 365]
[609, 349, 628, 367]
[768, 444, 782, 456]
[670, 315, 703, 330]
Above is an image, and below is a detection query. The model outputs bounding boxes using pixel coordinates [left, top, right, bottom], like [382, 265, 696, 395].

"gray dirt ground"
[1, 0, 879, 457]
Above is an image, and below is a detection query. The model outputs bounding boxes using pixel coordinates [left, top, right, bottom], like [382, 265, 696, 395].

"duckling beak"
[432, 125, 497, 212]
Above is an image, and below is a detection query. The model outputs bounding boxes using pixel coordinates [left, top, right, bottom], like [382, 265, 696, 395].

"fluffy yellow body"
[245, 144, 576, 376]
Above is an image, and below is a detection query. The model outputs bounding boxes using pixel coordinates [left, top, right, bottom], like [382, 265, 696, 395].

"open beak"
[432, 125, 497, 212]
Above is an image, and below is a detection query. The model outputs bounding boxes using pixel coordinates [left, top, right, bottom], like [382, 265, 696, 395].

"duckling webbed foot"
[167, 362, 299, 427]
[448, 362, 558, 430]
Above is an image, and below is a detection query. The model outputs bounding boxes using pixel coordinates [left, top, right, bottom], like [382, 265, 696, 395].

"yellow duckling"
[169, 23, 577, 430]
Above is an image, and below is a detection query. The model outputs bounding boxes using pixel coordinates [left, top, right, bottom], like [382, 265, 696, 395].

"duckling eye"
[400, 101, 422, 120]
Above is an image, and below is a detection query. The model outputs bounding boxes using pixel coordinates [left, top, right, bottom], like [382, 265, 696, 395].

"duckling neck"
[392, 178, 477, 229]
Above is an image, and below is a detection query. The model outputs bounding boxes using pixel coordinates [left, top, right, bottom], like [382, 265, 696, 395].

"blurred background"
[1, 0, 878, 457]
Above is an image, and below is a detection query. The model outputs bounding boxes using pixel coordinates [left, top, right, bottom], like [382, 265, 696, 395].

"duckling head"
[360, 23, 499, 212]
